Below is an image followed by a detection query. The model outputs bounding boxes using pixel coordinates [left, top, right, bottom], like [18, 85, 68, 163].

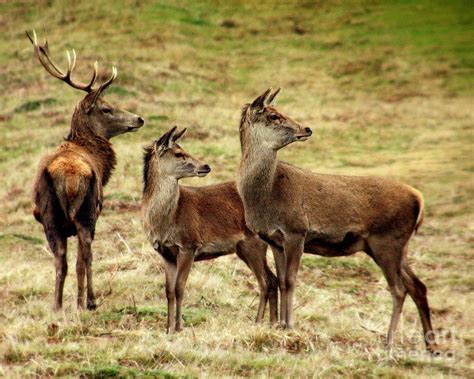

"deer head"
[26, 30, 144, 139]
[143, 126, 211, 186]
[240, 88, 312, 150]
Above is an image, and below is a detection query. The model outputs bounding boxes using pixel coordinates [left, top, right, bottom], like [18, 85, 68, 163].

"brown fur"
[237, 89, 435, 352]
[29, 32, 144, 310]
[142, 127, 278, 332]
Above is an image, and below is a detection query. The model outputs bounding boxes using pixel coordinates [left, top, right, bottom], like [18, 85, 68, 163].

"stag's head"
[143, 127, 211, 187]
[26, 31, 144, 139]
[240, 88, 312, 151]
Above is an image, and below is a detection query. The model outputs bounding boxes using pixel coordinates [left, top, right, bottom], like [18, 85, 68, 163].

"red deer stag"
[142, 127, 278, 332]
[237, 88, 436, 352]
[27, 31, 145, 310]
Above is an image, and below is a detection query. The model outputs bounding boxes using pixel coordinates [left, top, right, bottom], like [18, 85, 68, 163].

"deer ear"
[172, 128, 187, 143]
[251, 88, 272, 112]
[156, 126, 177, 155]
[266, 87, 281, 106]
[86, 66, 118, 112]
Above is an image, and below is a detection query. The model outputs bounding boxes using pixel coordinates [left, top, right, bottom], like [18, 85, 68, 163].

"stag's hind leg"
[45, 229, 68, 310]
[366, 236, 407, 350]
[76, 225, 95, 310]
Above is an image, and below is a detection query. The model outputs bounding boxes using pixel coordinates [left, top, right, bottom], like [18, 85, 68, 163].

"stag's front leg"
[163, 260, 177, 333]
[175, 250, 194, 332]
[282, 234, 304, 329]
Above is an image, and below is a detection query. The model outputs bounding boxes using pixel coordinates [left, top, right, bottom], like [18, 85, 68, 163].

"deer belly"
[199, 240, 237, 255]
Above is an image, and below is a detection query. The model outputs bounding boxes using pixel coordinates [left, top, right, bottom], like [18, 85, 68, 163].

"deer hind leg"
[45, 229, 68, 310]
[76, 226, 93, 310]
[175, 251, 194, 332]
[237, 239, 278, 324]
[265, 263, 279, 325]
[401, 259, 436, 352]
[366, 236, 407, 350]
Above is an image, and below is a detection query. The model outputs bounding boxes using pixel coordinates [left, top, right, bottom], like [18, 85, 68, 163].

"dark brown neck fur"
[65, 106, 117, 186]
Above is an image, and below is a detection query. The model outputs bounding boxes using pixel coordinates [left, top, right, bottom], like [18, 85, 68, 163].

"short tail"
[47, 169, 91, 221]
[413, 189, 424, 235]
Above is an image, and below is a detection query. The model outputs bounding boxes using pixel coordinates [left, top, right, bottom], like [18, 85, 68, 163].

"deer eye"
[101, 108, 112, 114]
[269, 114, 279, 121]
[175, 152, 184, 158]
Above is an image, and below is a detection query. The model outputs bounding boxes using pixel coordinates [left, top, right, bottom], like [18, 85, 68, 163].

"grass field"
[1, 0, 473, 377]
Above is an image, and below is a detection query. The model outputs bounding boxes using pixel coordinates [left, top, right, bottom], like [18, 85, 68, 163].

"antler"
[26, 30, 116, 93]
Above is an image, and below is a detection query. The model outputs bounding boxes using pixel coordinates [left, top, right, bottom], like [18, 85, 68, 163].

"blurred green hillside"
[0, 1, 473, 377]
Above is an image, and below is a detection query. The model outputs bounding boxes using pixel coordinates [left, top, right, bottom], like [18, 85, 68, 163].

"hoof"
[428, 344, 441, 357]
[87, 302, 97, 311]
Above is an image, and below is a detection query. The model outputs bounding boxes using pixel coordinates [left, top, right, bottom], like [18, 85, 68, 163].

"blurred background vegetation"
[0, 0, 473, 377]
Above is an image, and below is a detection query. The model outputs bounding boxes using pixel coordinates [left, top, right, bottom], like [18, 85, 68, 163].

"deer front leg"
[283, 234, 304, 329]
[175, 250, 194, 332]
[271, 246, 287, 327]
[163, 260, 177, 333]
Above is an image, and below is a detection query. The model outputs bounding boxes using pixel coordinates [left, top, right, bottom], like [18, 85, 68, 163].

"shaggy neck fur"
[65, 105, 117, 186]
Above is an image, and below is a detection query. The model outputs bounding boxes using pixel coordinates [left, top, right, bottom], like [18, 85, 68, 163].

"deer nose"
[137, 116, 145, 126]
[304, 127, 312, 135]
[201, 164, 211, 173]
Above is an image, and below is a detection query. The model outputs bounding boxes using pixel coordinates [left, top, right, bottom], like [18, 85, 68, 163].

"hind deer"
[142, 127, 278, 333]
[27, 31, 145, 310]
[236, 88, 436, 352]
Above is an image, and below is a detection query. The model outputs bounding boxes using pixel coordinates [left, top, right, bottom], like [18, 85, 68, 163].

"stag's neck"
[142, 173, 180, 244]
[66, 119, 117, 186]
[238, 142, 277, 209]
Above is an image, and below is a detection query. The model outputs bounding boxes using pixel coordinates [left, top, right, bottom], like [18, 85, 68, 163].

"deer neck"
[142, 172, 180, 244]
[238, 141, 277, 211]
[66, 115, 117, 186]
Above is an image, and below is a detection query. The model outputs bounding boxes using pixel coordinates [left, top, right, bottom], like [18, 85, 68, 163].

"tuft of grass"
[13, 98, 58, 113]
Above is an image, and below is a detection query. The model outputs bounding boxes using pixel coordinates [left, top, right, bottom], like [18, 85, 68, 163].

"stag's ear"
[172, 128, 187, 143]
[266, 87, 281, 106]
[251, 88, 272, 112]
[86, 66, 118, 113]
[156, 126, 177, 155]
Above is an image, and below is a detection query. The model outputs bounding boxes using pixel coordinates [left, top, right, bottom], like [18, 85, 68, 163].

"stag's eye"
[269, 114, 279, 121]
[101, 108, 112, 114]
[175, 152, 185, 158]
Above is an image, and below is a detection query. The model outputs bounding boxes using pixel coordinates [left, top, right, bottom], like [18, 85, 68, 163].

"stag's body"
[142, 127, 278, 332]
[237, 89, 434, 351]
[28, 31, 144, 310]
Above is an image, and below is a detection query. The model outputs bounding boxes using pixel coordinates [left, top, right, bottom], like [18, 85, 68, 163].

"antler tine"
[97, 66, 118, 92]
[83, 61, 99, 92]
[26, 29, 99, 93]
[27, 30, 65, 79]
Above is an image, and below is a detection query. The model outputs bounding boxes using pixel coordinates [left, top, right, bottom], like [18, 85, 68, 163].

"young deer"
[237, 88, 435, 352]
[142, 127, 278, 333]
[28, 31, 145, 310]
